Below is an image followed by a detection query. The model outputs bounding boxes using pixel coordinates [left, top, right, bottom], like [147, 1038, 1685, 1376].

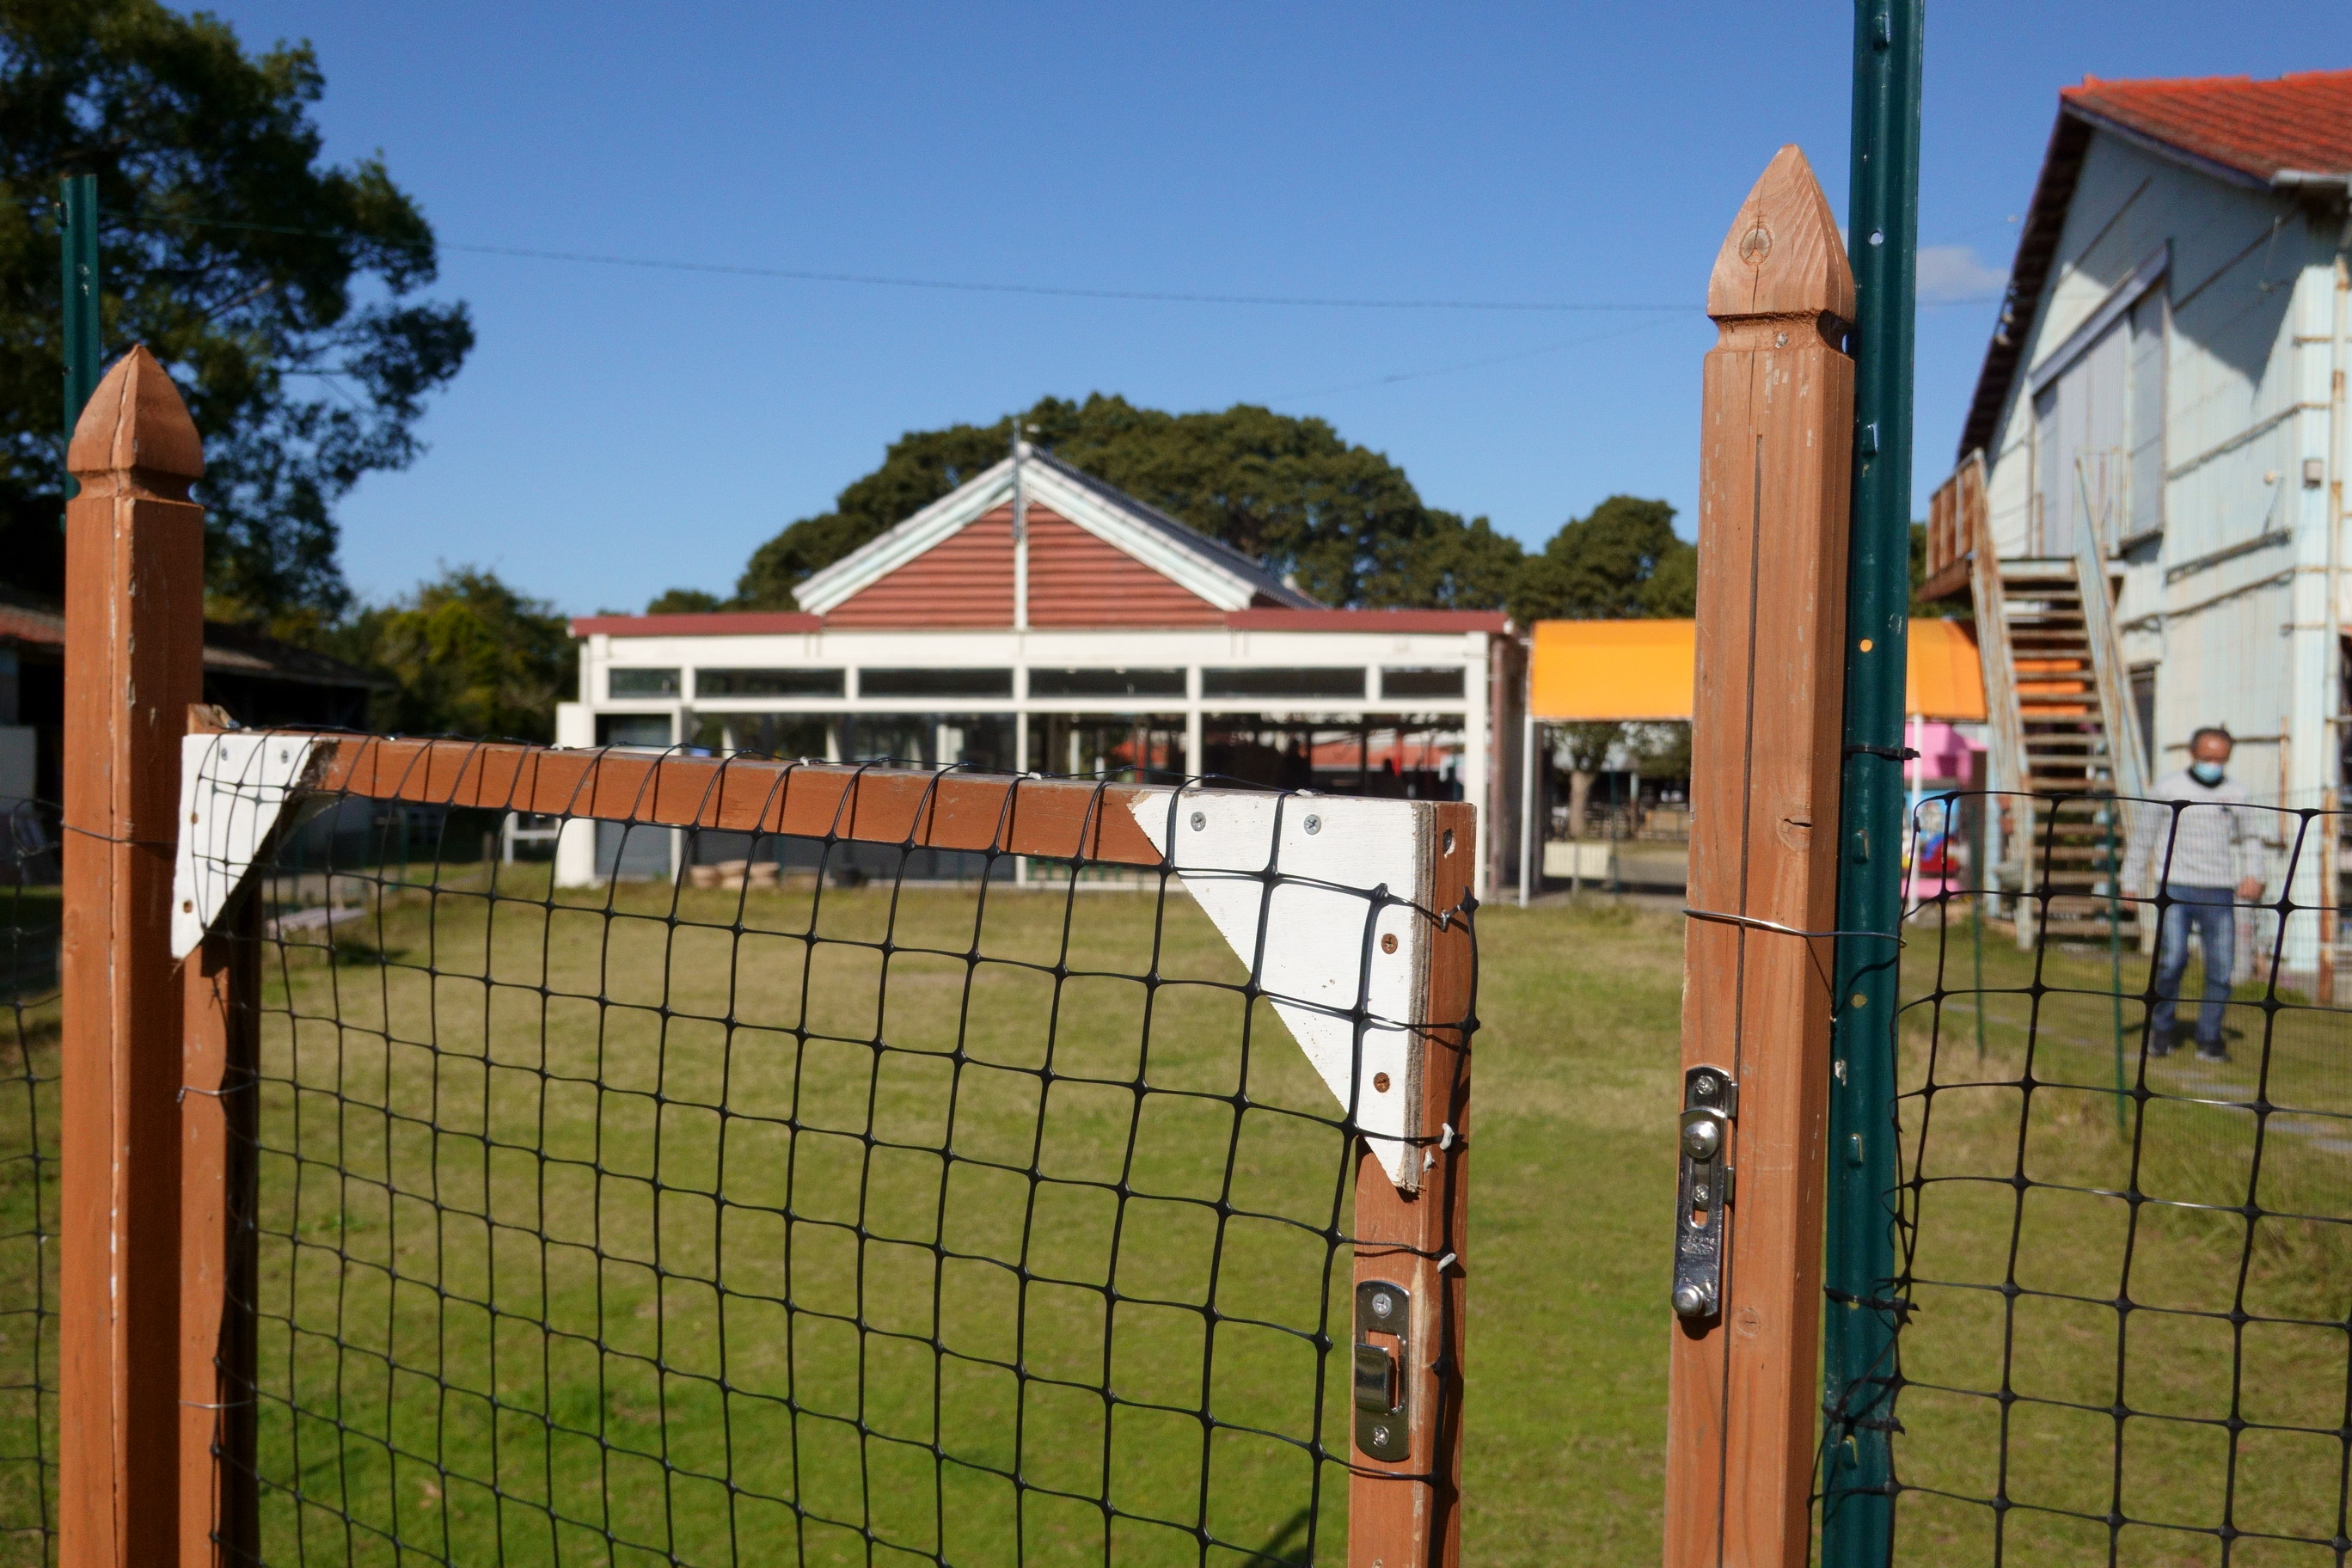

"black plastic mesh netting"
[205, 754, 1470, 1567]
[1882, 787, 2352, 1564]
[0, 800, 57, 1567]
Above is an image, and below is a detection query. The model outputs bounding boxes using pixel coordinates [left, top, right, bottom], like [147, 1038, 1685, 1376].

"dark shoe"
[2147, 1029, 2177, 1058]
[2196, 1043, 2229, 1063]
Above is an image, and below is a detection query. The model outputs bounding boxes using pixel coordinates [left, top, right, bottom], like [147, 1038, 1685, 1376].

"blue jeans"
[2152, 885, 2235, 1048]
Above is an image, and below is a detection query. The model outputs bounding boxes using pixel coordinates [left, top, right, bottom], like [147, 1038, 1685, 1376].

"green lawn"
[1888, 904, 2352, 1568]
[231, 875, 1686, 1568]
[6, 871, 2340, 1566]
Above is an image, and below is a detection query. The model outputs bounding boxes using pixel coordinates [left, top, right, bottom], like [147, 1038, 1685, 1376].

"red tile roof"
[571, 612, 824, 637]
[1224, 609, 1511, 634]
[2063, 70, 2352, 184]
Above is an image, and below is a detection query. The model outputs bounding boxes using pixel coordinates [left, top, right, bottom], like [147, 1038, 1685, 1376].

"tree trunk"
[1568, 769, 1596, 838]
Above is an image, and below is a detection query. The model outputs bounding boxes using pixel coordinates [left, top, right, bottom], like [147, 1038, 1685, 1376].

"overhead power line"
[109, 207, 1694, 314]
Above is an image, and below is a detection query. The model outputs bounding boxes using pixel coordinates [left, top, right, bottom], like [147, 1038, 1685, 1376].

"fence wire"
[0, 801, 58, 1568]
[201, 750, 1469, 1567]
[1875, 787, 2352, 1565]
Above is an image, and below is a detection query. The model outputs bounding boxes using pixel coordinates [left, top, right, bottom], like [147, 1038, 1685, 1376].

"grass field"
[2, 867, 2345, 1567]
[231, 867, 1690, 1568]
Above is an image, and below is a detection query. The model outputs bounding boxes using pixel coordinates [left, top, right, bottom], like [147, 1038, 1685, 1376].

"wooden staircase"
[1978, 559, 2140, 940]
[1932, 452, 2147, 944]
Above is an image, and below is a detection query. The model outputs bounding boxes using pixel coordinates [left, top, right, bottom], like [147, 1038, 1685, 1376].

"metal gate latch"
[1353, 1279, 1411, 1461]
[1670, 1067, 1736, 1320]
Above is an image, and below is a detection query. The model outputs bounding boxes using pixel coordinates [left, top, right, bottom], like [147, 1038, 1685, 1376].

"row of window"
[604, 665, 1469, 701]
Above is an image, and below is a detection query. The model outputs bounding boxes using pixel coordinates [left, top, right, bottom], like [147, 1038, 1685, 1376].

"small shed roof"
[1530, 617, 1985, 723]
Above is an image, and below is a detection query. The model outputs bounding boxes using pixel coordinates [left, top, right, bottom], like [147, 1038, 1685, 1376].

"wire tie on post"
[1681, 907, 1905, 945]
[1842, 743, 1920, 762]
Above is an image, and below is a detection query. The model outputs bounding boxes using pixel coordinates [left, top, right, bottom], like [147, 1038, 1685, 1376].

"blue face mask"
[2190, 761, 2226, 786]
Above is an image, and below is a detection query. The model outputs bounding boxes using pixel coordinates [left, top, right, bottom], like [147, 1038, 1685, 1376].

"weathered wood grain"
[59, 346, 206, 1568]
[1350, 801, 1475, 1568]
[1664, 144, 1856, 1568]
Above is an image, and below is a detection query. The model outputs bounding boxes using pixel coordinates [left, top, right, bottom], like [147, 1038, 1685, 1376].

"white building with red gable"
[560, 447, 1526, 892]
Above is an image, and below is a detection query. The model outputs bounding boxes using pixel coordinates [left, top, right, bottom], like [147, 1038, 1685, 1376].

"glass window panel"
[1379, 667, 1465, 700]
[1026, 668, 1188, 699]
[1200, 668, 1367, 701]
[859, 668, 1014, 699]
[596, 713, 674, 748]
[695, 668, 844, 698]
[608, 667, 681, 698]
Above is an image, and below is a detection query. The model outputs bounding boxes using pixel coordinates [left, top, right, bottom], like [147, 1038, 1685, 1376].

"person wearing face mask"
[2130, 726, 2264, 1061]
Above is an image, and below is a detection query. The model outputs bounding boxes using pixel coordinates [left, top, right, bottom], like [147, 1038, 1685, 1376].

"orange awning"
[1529, 617, 1985, 723]
[1903, 617, 1987, 721]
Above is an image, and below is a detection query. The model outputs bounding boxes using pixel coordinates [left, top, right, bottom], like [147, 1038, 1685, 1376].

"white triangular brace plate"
[172, 732, 322, 959]
[1129, 790, 1435, 1191]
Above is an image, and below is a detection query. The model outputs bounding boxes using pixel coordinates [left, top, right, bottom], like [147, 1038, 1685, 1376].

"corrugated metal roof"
[1958, 70, 2352, 464]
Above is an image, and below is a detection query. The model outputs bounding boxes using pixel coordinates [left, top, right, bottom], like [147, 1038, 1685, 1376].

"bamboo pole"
[1663, 145, 1855, 1568]
[59, 346, 207, 1568]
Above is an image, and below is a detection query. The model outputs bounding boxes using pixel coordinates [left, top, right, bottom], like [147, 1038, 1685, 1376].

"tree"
[345, 567, 574, 743]
[646, 587, 721, 615]
[1507, 494, 1694, 626]
[0, 0, 472, 621]
[733, 394, 1519, 611]
[1555, 721, 1622, 840]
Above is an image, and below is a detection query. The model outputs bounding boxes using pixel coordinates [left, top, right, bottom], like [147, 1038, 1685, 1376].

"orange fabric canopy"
[1529, 616, 1985, 722]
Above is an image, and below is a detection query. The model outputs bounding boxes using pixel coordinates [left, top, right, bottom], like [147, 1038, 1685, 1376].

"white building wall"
[1975, 126, 2349, 971]
[561, 622, 1506, 897]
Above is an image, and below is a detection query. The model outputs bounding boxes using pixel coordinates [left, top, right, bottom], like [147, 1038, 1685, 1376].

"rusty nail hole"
[1372, 1073, 1391, 1093]
[181, 899, 193, 913]
[1381, 933, 1399, 954]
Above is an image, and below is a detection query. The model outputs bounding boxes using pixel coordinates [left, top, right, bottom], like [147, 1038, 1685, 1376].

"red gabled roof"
[571, 612, 824, 638]
[1225, 609, 1511, 634]
[2064, 70, 2352, 186]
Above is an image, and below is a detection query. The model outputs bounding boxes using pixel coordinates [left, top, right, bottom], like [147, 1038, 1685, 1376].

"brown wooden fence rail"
[58, 350, 1473, 1568]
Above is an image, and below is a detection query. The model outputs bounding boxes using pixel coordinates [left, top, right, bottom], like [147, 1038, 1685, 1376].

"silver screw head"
[1189, 811, 1206, 831]
[1371, 1424, 1391, 1446]
[1672, 1283, 1708, 1318]
[1371, 1292, 1393, 1319]
[1302, 813, 1321, 835]
[1681, 1118, 1722, 1162]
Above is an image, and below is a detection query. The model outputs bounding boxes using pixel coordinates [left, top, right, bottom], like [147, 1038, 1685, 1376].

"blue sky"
[202, 2, 2345, 614]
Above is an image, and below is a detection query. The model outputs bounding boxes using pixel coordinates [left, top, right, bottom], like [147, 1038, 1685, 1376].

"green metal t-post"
[1822, 3, 1922, 1565]
[60, 174, 101, 499]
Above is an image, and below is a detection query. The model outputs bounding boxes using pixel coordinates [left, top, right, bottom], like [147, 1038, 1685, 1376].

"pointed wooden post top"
[1707, 145, 1855, 326]
[66, 345, 203, 499]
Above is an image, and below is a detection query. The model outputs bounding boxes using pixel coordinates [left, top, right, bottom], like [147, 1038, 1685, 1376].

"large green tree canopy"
[727, 395, 1523, 612]
[1505, 493, 1695, 623]
[0, 0, 471, 621]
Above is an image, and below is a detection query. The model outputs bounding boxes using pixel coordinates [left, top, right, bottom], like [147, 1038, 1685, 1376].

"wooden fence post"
[59, 346, 207, 1567]
[1663, 146, 1855, 1568]
[1350, 800, 1475, 1568]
